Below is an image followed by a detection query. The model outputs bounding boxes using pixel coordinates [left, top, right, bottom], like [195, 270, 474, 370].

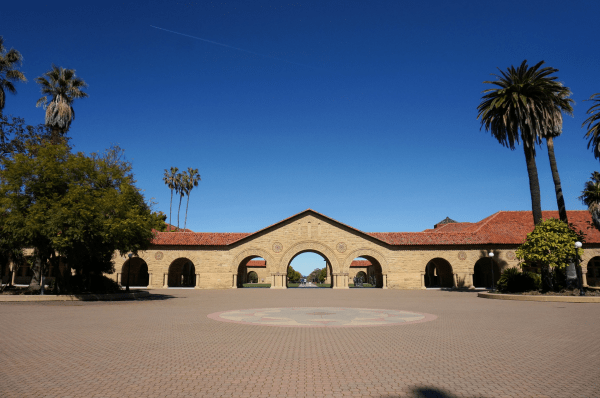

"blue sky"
[3, 1, 600, 275]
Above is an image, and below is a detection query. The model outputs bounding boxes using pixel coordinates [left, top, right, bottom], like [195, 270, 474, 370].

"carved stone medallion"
[336, 242, 347, 253]
[506, 251, 516, 260]
[272, 242, 283, 253]
[155, 251, 164, 261]
[457, 251, 467, 261]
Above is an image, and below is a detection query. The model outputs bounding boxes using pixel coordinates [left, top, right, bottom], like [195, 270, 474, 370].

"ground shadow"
[383, 387, 470, 398]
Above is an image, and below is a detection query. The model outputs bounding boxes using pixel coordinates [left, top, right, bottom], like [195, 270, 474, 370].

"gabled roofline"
[230, 209, 392, 246]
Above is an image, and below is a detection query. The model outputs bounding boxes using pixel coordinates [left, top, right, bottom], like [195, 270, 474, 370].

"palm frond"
[583, 93, 600, 159]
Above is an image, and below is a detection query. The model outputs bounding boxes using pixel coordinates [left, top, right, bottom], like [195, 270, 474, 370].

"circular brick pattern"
[208, 307, 437, 328]
[336, 242, 347, 253]
[154, 251, 163, 260]
[272, 242, 283, 253]
[506, 251, 516, 260]
[458, 251, 467, 261]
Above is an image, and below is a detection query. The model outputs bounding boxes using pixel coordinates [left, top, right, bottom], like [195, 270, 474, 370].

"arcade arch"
[350, 255, 384, 288]
[121, 257, 149, 287]
[236, 256, 267, 288]
[168, 258, 196, 287]
[586, 256, 600, 287]
[247, 271, 258, 283]
[424, 258, 454, 288]
[473, 257, 501, 288]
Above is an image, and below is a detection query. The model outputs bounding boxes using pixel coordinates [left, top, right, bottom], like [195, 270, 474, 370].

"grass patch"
[242, 283, 271, 288]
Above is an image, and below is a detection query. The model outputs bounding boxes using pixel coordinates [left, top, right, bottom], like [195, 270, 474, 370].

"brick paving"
[1, 289, 599, 398]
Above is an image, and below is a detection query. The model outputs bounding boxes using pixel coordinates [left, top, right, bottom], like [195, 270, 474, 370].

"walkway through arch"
[121, 257, 150, 287]
[424, 258, 454, 288]
[168, 258, 196, 287]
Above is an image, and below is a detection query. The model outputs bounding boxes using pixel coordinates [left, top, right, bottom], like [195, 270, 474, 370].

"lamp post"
[575, 242, 585, 296]
[489, 252, 495, 292]
[126, 253, 133, 292]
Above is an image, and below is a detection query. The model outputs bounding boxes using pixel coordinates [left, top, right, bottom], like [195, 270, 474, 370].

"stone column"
[468, 273, 475, 289]
[582, 269, 588, 287]
[383, 274, 388, 289]
[452, 273, 458, 288]
[232, 274, 238, 288]
[194, 274, 200, 288]
[148, 273, 153, 288]
[116, 273, 121, 285]
[281, 274, 287, 289]
[420, 273, 425, 289]
[163, 273, 168, 288]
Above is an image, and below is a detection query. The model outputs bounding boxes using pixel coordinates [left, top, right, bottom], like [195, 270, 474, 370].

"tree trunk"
[524, 144, 543, 225]
[169, 189, 173, 230]
[177, 194, 183, 229]
[184, 194, 190, 230]
[546, 137, 568, 223]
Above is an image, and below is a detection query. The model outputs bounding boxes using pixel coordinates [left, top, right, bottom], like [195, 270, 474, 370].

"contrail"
[150, 25, 316, 69]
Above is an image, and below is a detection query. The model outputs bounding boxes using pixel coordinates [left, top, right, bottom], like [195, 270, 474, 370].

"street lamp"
[575, 242, 585, 296]
[126, 253, 133, 292]
[489, 252, 495, 293]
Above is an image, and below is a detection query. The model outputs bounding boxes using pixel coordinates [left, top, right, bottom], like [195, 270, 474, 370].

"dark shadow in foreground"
[384, 387, 479, 398]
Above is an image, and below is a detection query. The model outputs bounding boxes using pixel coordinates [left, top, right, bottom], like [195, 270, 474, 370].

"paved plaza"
[1, 289, 599, 398]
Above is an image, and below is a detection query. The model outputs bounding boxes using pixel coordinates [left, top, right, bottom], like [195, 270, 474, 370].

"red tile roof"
[246, 260, 266, 267]
[350, 260, 372, 267]
[164, 223, 194, 232]
[150, 210, 600, 247]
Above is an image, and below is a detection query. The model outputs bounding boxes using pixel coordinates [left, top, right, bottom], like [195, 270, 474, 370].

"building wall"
[108, 213, 600, 290]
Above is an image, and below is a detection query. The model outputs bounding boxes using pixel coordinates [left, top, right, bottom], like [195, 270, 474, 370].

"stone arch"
[586, 256, 600, 287]
[232, 248, 276, 274]
[277, 241, 340, 274]
[121, 257, 150, 287]
[472, 257, 501, 288]
[247, 271, 259, 283]
[168, 257, 196, 287]
[424, 257, 454, 288]
[342, 248, 389, 274]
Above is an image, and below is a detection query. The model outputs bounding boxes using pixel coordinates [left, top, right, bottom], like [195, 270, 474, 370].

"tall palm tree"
[183, 168, 201, 230]
[542, 86, 574, 224]
[579, 171, 600, 231]
[163, 167, 179, 230]
[35, 65, 88, 141]
[0, 36, 27, 113]
[176, 171, 186, 229]
[478, 60, 568, 225]
[583, 93, 600, 159]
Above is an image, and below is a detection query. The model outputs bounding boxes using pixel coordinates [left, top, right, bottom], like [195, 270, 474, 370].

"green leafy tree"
[516, 218, 584, 271]
[35, 65, 88, 142]
[163, 167, 179, 229]
[183, 167, 200, 230]
[287, 265, 302, 282]
[318, 268, 327, 283]
[1, 114, 53, 166]
[579, 171, 600, 231]
[0, 144, 165, 293]
[583, 93, 600, 159]
[478, 60, 570, 225]
[0, 36, 27, 113]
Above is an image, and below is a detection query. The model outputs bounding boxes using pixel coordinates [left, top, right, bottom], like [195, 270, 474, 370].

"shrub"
[497, 268, 541, 293]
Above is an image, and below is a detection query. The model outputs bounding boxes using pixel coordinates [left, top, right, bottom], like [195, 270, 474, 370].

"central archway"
[278, 241, 341, 288]
[287, 251, 331, 288]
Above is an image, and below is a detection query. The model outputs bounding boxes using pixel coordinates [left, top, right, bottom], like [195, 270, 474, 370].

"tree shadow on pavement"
[384, 387, 473, 398]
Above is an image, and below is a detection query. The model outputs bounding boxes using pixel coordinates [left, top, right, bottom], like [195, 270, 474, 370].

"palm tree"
[163, 167, 179, 230]
[583, 93, 600, 159]
[176, 171, 186, 229]
[35, 65, 88, 141]
[183, 168, 201, 230]
[579, 171, 600, 231]
[542, 86, 574, 224]
[478, 60, 569, 225]
[0, 36, 27, 113]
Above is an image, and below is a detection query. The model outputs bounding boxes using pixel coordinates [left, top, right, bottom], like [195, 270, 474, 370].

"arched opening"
[168, 258, 196, 287]
[424, 258, 454, 288]
[121, 257, 150, 287]
[288, 251, 331, 288]
[473, 258, 501, 288]
[247, 271, 259, 284]
[587, 256, 600, 287]
[236, 256, 267, 288]
[350, 256, 384, 288]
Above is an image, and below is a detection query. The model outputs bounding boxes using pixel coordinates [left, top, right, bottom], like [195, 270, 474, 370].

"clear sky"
[3, 1, 600, 274]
